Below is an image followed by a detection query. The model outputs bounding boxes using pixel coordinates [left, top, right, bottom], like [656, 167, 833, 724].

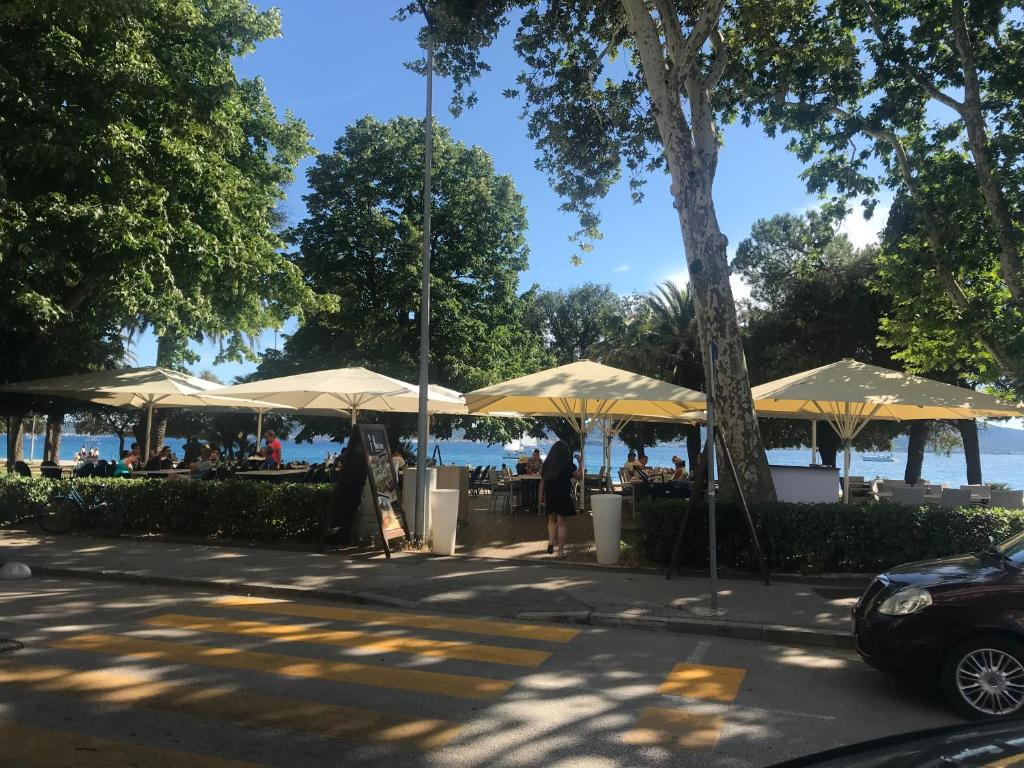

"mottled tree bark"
[5, 416, 25, 471]
[685, 424, 701, 473]
[957, 418, 982, 485]
[43, 411, 64, 463]
[622, 0, 776, 503]
[904, 421, 931, 485]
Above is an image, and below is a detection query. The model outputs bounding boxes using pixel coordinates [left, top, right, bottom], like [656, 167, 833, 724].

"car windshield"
[1000, 531, 1024, 565]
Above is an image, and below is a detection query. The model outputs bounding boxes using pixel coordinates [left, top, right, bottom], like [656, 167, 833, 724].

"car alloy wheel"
[955, 647, 1024, 717]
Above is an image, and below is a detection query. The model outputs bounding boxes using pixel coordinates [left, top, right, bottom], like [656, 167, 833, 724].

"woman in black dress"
[541, 440, 582, 559]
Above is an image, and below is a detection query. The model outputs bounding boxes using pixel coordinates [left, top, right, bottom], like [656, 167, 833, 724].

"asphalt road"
[0, 577, 958, 767]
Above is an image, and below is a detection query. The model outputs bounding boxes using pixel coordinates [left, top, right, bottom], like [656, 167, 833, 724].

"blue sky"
[131, 2, 885, 382]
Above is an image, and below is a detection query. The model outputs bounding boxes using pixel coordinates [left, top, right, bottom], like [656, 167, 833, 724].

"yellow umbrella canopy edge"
[750, 359, 1024, 502]
[464, 361, 707, 509]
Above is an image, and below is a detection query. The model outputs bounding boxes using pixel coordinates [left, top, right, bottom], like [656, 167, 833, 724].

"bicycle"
[37, 483, 125, 536]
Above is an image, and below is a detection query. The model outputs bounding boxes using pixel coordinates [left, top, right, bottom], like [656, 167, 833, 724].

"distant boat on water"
[503, 434, 538, 458]
[863, 454, 896, 463]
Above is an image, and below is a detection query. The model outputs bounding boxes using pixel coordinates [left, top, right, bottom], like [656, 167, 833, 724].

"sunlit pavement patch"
[623, 706, 725, 751]
[657, 662, 746, 703]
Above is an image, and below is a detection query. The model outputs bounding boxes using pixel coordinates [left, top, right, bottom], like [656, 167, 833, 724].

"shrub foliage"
[637, 499, 1024, 575]
[0, 476, 332, 543]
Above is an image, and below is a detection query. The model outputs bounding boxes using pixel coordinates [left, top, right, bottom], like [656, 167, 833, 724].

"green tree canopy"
[262, 115, 547, 443]
[0, 0, 319, 390]
[398, 0, 802, 500]
[745, 0, 1024, 387]
[735, 212, 900, 463]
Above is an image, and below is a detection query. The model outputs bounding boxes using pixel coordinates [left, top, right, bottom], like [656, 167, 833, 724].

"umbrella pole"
[256, 411, 264, 448]
[843, 441, 852, 504]
[350, 408, 357, 426]
[810, 421, 817, 465]
[143, 403, 154, 463]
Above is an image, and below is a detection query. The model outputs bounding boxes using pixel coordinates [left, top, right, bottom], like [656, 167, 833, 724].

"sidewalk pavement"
[0, 531, 868, 649]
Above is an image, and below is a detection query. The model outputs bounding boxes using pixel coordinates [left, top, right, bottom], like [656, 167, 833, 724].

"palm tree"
[647, 281, 703, 392]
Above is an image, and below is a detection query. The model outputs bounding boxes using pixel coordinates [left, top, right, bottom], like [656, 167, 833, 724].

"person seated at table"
[190, 446, 214, 480]
[515, 455, 529, 475]
[209, 448, 222, 464]
[622, 452, 640, 480]
[671, 455, 687, 480]
[633, 453, 655, 481]
[262, 430, 282, 469]
[113, 450, 137, 477]
[525, 449, 543, 474]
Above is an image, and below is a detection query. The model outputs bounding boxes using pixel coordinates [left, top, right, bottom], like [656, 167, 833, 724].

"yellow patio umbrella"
[0, 367, 285, 461]
[464, 360, 706, 507]
[750, 359, 1024, 502]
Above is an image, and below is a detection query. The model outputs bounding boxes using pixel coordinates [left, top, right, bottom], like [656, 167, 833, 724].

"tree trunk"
[154, 413, 169, 455]
[957, 419, 982, 485]
[43, 411, 64, 463]
[685, 424, 701, 474]
[623, 0, 776, 504]
[904, 421, 931, 485]
[5, 416, 25, 471]
[949, 0, 1023, 301]
[817, 424, 840, 468]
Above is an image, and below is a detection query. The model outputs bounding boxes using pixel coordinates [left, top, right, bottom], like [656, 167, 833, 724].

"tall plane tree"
[748, 0, 1024, 389]
[400, 0, 798, 501]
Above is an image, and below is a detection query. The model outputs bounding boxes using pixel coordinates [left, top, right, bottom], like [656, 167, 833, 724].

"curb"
[30, 566, 418, 611]
[515, 609, 854, 650]
[30, 565, 853, 650]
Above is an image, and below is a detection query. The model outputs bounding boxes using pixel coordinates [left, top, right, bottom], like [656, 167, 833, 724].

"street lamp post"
[414, 7, 434, 543]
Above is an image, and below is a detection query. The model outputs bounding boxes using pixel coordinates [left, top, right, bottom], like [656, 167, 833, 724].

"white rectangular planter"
[590, 493, 622, 565]
[429, 489, 460, 556]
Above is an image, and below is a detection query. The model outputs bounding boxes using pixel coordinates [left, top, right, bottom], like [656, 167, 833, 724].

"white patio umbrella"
[750, 359, 1024, 502]
[205, 367, 466, 426]
[0, 367, 285, 461]
[464, 360, 706, 508]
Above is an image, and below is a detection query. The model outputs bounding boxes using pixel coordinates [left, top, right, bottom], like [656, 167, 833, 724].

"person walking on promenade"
[540, 440, 582, 559]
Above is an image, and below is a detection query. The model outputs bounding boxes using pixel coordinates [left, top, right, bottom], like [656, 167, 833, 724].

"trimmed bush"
[0, 476, 332, 543]
[637, 498, 1024, 575]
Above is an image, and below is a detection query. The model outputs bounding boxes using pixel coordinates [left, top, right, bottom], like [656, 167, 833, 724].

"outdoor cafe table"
[135, 469, 189, 478]
[508, 475, 542, 512]
[237, 469, 308, 483]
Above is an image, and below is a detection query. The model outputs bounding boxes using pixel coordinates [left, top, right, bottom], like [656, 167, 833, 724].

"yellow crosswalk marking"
[51, 633, 513, 700]
[657, 662, 746, 703]
[0, 660, 461, 751]
[144, 613, 551, 667]
[0, 721, 264, 767]
[212, 595, 579, 643]
[623, 706, 724, 752]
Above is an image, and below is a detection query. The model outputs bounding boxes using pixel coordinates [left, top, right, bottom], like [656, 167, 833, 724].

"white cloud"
[613, 263, 631, 273]
[663, 270, 688, 289]
[838, 199, 892, 248]
[730, 274, 753, 303]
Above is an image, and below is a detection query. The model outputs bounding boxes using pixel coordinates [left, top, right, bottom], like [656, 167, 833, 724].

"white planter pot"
[429, 489, 460, 556]
[590, 493, 622, 565]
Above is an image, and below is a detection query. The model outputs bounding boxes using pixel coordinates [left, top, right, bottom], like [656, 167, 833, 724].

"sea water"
[8, 433, 1022, 487]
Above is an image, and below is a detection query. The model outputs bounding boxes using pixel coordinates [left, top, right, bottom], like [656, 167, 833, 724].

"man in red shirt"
[264, 430, 283, 468]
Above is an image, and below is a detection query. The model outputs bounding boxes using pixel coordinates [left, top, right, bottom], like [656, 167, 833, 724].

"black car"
[769, 720, 1024, 767]
[853, 530, 1024, 720]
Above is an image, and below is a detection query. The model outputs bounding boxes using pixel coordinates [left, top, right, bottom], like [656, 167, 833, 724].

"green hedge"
[637, 499, 1024, 575]
[0, 476, 333, 543]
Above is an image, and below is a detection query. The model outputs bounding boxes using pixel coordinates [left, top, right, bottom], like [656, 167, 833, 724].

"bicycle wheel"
[95, 503, 125, 538]
[37, 497, 77, 534]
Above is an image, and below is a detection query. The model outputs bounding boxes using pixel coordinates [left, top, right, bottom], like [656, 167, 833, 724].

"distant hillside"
[892, 423, 1024, 455]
